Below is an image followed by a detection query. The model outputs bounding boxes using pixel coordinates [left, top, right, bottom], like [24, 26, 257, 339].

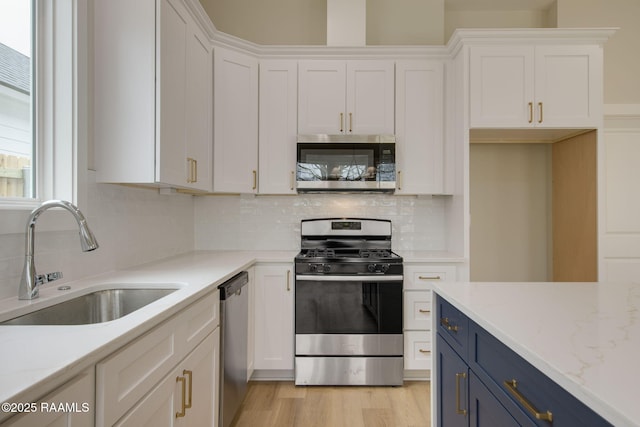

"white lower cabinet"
[253, 264, 294, 373]
[403, 264, 456, 376]
[3, 369, 95, 427]
[96, 291, 220, 427]
[114, 330, 219, 427]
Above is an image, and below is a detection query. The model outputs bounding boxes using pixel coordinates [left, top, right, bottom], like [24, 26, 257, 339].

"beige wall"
[445, 9, 554, 41]
[199, 0, 327, 45]
[557, 0, 640, 104]
[200, 0, 445, 45]
[367, 0, 444, 45]
[470, 144, 553, 281]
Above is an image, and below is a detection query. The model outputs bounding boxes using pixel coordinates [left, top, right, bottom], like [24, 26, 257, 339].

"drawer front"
[436, 294, 468, 359]
[404, 290, 433, 330]
[470, 321, 612, 427]
[404, 330, 432, 370]
[182, 291, 219, 350]
[97, 316, 180, 427]
[404, 265, 457, 290]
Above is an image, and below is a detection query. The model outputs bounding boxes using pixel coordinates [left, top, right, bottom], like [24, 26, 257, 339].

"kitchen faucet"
[18, 200, 99, 300]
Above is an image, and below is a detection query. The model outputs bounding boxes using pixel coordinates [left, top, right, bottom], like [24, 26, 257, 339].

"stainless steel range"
[294, 218, 403, 386]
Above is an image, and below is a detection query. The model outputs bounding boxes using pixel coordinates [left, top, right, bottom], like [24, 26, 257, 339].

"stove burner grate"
[359, 249, 392, 258]
[305, 248, 336, 258]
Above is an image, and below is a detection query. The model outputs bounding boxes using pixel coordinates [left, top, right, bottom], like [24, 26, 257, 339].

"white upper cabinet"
[298, 60, 395, 134]
[470, 45, 602, 128]
[213, 47, 259, 193]
[258, 60, 298, 195]
[395, 60, 446, 195]
[94, 0, 212, 191]
[184, 21, 213, 192]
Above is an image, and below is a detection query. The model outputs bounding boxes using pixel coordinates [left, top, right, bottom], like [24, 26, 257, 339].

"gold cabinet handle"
[290, 171, 295, 191]
[184, 369, 193, 410]
[339, 112, 344, 133]
[187, 158, 195, 183]
[528, 102, 533, 123]
[349, 112, 353, 133]
[455, 372, 467, 416]
[419, 349, 431, 354]
[176, 375, 187, 418]
[397, 170, 402, 190]
[286, 270, 291, 291]
[440, 317, 459, 333]
[252, 170, 257, 190]
[418, 275, 441, 280]
[193, 159, 197, 183]
[538, 102, 543, 124]
[504, 379, 553, 423]
[418, 309, 431, 314]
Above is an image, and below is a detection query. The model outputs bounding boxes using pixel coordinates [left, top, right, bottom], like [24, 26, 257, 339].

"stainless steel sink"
[0, 288, 178, 326]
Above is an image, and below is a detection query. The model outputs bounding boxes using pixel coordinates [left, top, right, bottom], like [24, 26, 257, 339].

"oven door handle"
[295, 275, 403, 282]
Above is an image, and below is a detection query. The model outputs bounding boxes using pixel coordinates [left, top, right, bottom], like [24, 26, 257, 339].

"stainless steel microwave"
[296, 134, 396, 192]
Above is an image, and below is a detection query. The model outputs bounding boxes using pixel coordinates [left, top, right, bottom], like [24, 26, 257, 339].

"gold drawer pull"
[528, 102, 533, 123]
[418, 309, 431, 314]
[184, 369, 193, 409]
[419, 349, 431, 354]
[440, 317, 459, 333]
[455, 372, 467, 416]
[503, 379, 553, 423]
[418, 275, 441, 280]
[176, 375, 187, 418]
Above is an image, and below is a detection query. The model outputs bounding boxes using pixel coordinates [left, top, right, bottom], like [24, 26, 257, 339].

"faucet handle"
[46, 272, 63, 282]
[35, 272, 63, 285]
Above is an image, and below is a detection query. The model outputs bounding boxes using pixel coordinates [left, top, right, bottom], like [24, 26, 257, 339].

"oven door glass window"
[295, 280, 402, 334]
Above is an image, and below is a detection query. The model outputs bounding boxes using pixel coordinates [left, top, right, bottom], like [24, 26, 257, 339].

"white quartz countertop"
[0, 250, 295, 419]
[433, 281, 640, 427]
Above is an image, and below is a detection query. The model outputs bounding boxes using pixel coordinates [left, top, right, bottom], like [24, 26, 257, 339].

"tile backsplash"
[0, 173, 195, 300]
[1, 184, 448, 299]
[195, 193, 447, 251]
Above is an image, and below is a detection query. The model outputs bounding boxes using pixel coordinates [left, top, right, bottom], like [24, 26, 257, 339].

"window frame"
[1, 0, 87, 212]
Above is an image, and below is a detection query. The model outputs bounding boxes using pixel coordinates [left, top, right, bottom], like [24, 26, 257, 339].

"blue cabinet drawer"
[469, 321, 612, 427]
[436, 295, 469, 359]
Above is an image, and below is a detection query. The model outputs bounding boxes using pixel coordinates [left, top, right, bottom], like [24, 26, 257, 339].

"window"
[0, 0, 34, 199]
[0, 0, 87, 209]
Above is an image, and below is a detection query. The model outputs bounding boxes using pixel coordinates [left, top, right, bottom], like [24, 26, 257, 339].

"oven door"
[295, 274, 403, 356]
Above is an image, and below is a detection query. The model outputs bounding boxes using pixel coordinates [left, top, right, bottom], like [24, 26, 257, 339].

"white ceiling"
[445, 0, 556, 11]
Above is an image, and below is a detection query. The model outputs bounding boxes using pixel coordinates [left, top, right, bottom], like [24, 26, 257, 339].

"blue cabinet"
[437, 337, 468, 427]
[436, 294, 612, 427]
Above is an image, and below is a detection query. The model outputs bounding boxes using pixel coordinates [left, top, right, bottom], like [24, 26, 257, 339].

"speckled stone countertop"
[433, 281, 640, 427]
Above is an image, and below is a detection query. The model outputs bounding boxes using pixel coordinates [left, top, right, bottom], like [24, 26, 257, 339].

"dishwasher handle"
[218, 271, 249, 300]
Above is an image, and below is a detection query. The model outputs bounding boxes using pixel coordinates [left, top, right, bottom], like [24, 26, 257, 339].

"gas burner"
[305, 249, 336, 258]
[359, 249, 392, 259]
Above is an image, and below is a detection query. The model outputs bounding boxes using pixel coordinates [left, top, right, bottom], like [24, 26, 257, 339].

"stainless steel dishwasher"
[218, 271, 249, 427]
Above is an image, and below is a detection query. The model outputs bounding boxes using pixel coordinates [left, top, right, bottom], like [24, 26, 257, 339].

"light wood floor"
[231, 381, 431, 427]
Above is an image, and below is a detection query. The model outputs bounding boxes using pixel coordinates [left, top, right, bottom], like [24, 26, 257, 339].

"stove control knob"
[323, 264, 331, 272]
[309, 264, 318, 273]
[367, 263, 377, 272]
[380, 263, 390, 273]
